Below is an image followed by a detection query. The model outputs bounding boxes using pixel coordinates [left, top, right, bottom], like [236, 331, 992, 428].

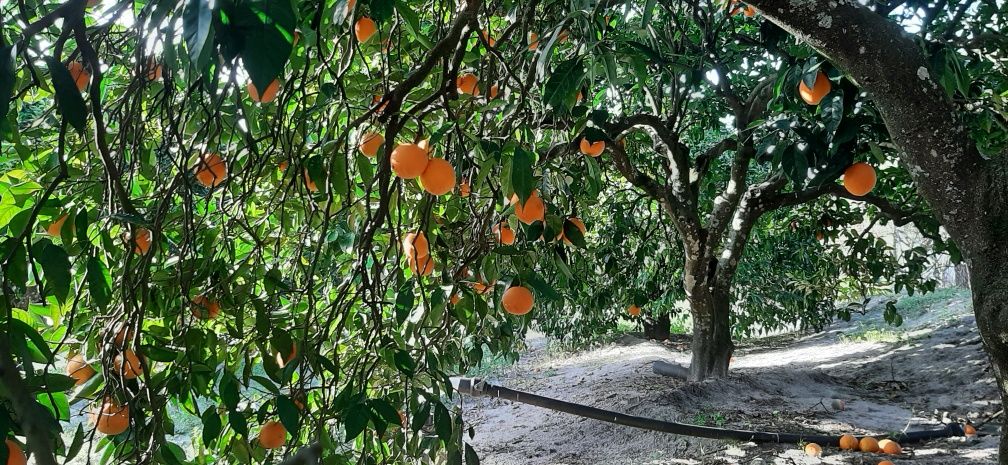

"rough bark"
[687, 288, 734, 381]
[970, 247, 1008, 460]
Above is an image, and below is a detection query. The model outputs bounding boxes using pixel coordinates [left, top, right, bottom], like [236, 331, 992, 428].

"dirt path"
[461, 290, 1001, 464]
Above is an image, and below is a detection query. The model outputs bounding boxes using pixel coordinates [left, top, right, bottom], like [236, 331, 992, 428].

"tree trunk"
[643, 313, 671, 341]
[688, 289, 734, 381]
[955, 263, 971, 289]
[968, 250, 1008, 459]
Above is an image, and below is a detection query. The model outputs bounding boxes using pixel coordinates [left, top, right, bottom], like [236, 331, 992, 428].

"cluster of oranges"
[803, 434, 903, 461]
[390, 142, 457, 196]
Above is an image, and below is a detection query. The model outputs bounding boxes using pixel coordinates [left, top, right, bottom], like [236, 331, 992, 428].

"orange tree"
[0, 0, 1006, 464]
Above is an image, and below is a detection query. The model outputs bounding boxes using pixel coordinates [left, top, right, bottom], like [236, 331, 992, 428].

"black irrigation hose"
[456, 378, 965, 446]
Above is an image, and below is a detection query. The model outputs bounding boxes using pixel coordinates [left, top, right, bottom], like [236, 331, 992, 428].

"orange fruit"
[408, 254, 435, 276]
[879, 462, 895, 465]
[528, 32, 539, 50]
[838, 434, 858, 450]
[493, 223, 516, 245]
[276, 346, 296, 368]
[194, 153, 228, 188]
[402, 231, 430, 261]
[481, 29, 495, 47]
[145, 58, 162, 81]
[420, 158, 456, 196]
[798, 70, 831, 105]
[132, 227, 152, 255]
[627, 304, 641, 316]
[964, 424, 977, 437]
[115, 350, 143, 379]
[558, 29, 570, 43]
[842, 162, 876, 196]
[303, 169, 318, 192]
[278, 160, 288, 171]
[509, 191, 546, 225]
[456, 73, 479, 96]
[47, 214, 68, 237]
[459, 180, 471, 197]
[191, 295, 220, 319]
[359, 132, 384, 157]
[346, 0, 356, 12]
[576, 90, 584, 103]
[449, 293, 461, 305]
[90, 398, 130, 435]
[878, 439, 902, 455]
[558, 217, 586, 244]
[355, 17, 378, 43]
[4, 439, 26, 465]
[472, 281, 493, 295]
[816, 231, 825, 241]
[580, 138, 605, 157]
[803, 443, 822, 457]
[67, 61, 90, 92]
[248, 79, 281, 104]
[489, 84, 500, 100]
[390, 143, 430, 179]
[67, 353, 96, 386]
[501, 286, 534, 315]
[859, 436, 880, 453]
[259, 420, 287, 449]
[371, 94, 388, 114]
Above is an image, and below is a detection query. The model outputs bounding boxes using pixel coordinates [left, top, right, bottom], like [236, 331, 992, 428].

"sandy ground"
[461, 291, 1002, 465]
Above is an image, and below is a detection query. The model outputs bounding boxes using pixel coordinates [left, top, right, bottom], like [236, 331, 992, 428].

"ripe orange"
[390, 143, 430, 179]
[372, 94, 389, 114]
[501, 286, 534, 315]
[964, 424, 977, 437]
[191, 295, 220, 319]
[194, 153, 228, 188]
[115, 350, 143, 379]
[528, 32, 539, 50]
[803, 443, 822, 457]
[47, 214, 68, 237]
[878, 438, 902, 455]
[576, 90, 584, 103]
[4, 439, 26, 465]
[248, 79, 281, 104]
[580, 138, 605, 157]
[90, 398, 129, 435]
[408, 254, 435, 276]
[472, 281, 493, 295]
[355, 17, 378, 43]
[346, 0, 356, 12]
[302, 169, 318, 193]
[816, 231, 825, 241]
[449, 293, 461, 305]
[798, 70, 831, 105]
[359, 132, 384, 157]
[489, 84, 500, 100]
[879, 462, 895, 465]
[132, 227, 152, 255]
[278, 160, 288, 171]
[732, 4, 755, 16]
[67, 353, 96, 386]
[859, 436, 880, 453]
[276, 346, 296, 368]
[838, 434, 858, 450]
[510, 191, 546, 225]
[493, 223, 516, 245]
[456, 73, 479, 96]
[558, 217, 586, 245]
[627, 304, 641, 316]
[459, 180, 471, 197]
[420, 158, 457, 196]
[481, 29, 495, 47]
[259, 420, 287, 449]
[145, 58, 162, 81]
[558, 29, 570, 43]
[842, 162, 876, 196]
[402, 231, 429, 261]
[67, 61, 90, 92]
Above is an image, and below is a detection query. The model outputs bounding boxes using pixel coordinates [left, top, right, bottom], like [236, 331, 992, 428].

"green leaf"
[36, 391, 70, 421]
[45, 57, 88, 134]
[86, 255, 112, 309]
[465, 443, 480, 465]
[277, 395, 301, 436]
[510, 147, 535, 205]
[542, 58, 585, 113]
[411, 402, 430, 431]
[27, 373, 77, 393]
[228, 410, 249, 437]
[393, 350, 415, 376]
[238, 1, 296, 94]
[32, 239, 71, 303]
[344, 403, 369, 440]
[183, 0, 215, 68]
[219, 372, 241, 409]
[522, 272, 561, 301]
[434, 403, 452, 442]
[201, 407, 223, 446]
[368, 0, 394, 23]
[8, 319, 53, 361]
[369, 399, 401, 427]
[2, 239, 28, 288]
[395, 0, 433, 49]
[821, 90, 844, 145]
[562, 219, 587, 248]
